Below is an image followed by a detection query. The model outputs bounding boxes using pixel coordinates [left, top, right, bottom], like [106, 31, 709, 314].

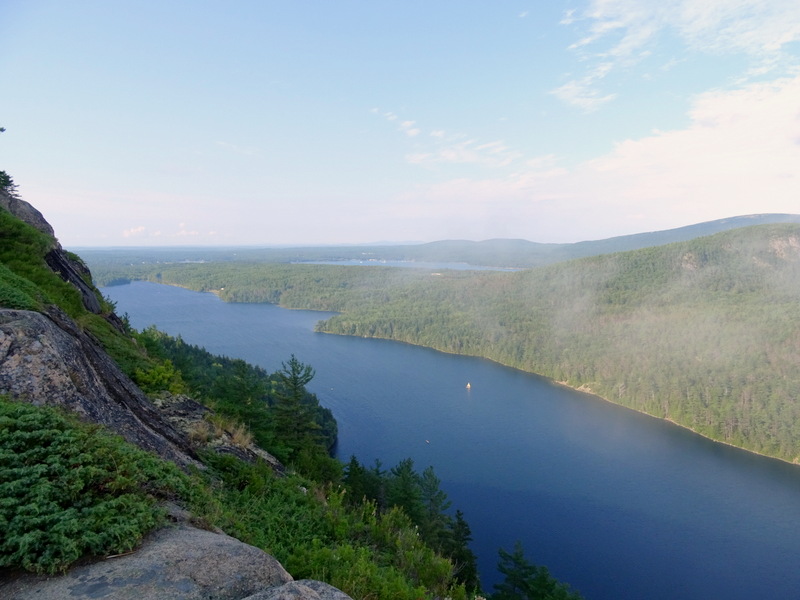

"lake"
[103, 281, 800, 600]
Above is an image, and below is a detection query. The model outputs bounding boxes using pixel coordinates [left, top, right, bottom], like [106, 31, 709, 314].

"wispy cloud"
[374, 109, 523, 168]
[122, 225, 146, 238]
[572, 0, 800, 61]
[407, 137, 524, 168]
[388, 74, 800, 241]
[215, 141, 262, 157]
[399, 121, 420, 137]
[550, 75, 617, 112]
[554, 0, 800, 109]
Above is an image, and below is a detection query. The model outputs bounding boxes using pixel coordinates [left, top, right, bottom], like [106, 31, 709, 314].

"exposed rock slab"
[0, 526, 295, 600]
[154, 392, 285, 472]
[0, 307, 197, 466]
[245, 580, 354, 600]
[0, 187, 55, 238]
[44, 247, 103, 313]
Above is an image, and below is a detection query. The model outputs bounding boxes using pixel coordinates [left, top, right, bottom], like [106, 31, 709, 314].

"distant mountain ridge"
[77, 214, 800, 271]
[398, 214, 800, 267]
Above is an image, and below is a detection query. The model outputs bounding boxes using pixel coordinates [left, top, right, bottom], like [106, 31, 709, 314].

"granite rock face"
[0, 306, 199, 466]
[0, 525, 351, 600]
[0, 187, 55, 238]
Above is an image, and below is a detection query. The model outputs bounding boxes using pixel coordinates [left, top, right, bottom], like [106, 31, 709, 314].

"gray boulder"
[244, 580, 354, 600]
[0, 525, 353, 600]
[0, 525, 293, 599]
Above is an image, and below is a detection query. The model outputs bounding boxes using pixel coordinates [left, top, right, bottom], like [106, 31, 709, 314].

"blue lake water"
[103, 281, 800, 600]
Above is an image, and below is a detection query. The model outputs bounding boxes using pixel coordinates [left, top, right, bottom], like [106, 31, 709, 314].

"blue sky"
[2, 1, 799, 247]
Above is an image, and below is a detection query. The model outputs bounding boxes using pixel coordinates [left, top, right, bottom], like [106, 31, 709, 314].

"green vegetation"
[0, 180, 586, 597]
[202, 453, 471, 599]
[0, 170, 17, 195]
[0, 208, 81, 315]
[0, 199, 484, 597]
[0, 395, 470, 597]
[342, 456, 480, 594]
[86, 223, 800, 463]
[132, 327, 340, 480]
[0, 397, 187, 574]
[492, 542, 582, 600]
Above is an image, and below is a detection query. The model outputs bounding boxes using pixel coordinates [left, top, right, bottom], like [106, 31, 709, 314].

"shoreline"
[107, 278, 799, 468]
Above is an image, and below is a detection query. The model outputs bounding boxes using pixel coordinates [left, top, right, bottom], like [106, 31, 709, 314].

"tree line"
[87, 223, 800, 463]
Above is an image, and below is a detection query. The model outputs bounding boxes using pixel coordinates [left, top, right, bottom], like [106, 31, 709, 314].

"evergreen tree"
[272, 354, 321, 459]
[418, 465, 452, 549]
[445, 510, 480, 594]
[343, 455, 368, 502]
[367, 458, 387, 510]
[492, 541, 582, 600]
[386, 458, 424, 526]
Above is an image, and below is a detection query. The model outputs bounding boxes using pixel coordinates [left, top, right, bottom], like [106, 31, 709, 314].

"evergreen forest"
[87, 223, 800, 463]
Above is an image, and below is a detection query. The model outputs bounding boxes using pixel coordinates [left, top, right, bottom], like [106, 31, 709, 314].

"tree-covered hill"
[321, 225, 800, 462]
[89, 224, 800, 463]
[78, 213, 800, 271]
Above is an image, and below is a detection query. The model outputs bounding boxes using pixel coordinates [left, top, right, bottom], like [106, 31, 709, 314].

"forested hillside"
[89, 224, 800, 463]
[79, 213, 800, 270]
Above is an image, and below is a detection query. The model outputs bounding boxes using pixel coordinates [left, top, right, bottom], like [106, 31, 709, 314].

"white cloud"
[574, 0, 800, 60]
[399, 120, 420, 137]
[122, 225, 146, 238]
[550, 78, 617, 111]
[175, 222, 200, 237]
[407, 137, 524, 168]
[556, 0, 800, 109]
[376, 109, 523, 167]
[582, 74, 800, 211]
[392, 74, 800, 241]
[215, 141, 261, 157]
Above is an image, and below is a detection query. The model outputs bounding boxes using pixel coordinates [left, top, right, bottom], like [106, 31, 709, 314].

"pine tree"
[418, 465, 452, 549]
[386, 458, 424, 526]
[272, 355, 320, 458]
[445, 509, 480, 594]
[492, 541, 582, 600]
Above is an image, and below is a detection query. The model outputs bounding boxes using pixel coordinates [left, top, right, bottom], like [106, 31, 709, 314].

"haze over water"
[104, 281, 800, 600]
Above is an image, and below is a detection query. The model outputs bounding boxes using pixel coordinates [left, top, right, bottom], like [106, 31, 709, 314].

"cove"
[103, 281, 800, 600]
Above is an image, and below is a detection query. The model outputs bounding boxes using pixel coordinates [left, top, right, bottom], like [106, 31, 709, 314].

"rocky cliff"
[0, 188, 352, 600]
[0, 187, 104, 316]
[0, 306, 198, 467]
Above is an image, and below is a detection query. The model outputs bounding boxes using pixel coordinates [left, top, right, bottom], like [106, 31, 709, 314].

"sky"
[1, 1, 799, 247]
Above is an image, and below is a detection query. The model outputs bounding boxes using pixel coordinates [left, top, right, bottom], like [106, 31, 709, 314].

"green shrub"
[0, 208, 84, 317]
[0, 397, 189, 574]
[289, 540, 431, 600]
[0, 263, 43, 310]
